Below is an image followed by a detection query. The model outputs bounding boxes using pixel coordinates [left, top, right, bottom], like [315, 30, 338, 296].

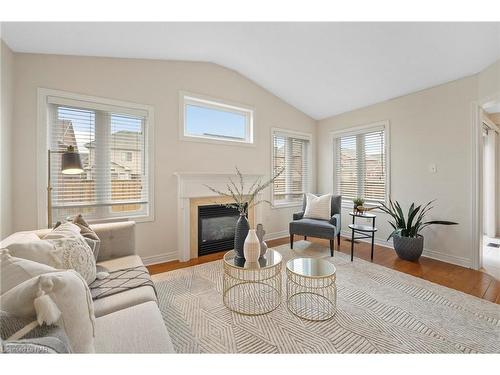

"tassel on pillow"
[95, 271, 109, 280]
[34, 276, 61, 326]
[7, 276, 63, 342]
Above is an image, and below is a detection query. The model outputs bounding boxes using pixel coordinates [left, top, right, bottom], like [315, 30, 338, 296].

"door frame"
[471, 92, 500, 270]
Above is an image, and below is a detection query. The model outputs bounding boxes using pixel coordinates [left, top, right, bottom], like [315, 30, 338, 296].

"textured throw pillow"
[0, 311, 71, 353]
[0, 249, 57, 294]
[0, 270, 96, 353]
[303, 193, 332, 220]
[5, 223, 97, 284]
[45, 221, 82, 239]
[54, 220, 99, 260]
[72, 215, 101, 260]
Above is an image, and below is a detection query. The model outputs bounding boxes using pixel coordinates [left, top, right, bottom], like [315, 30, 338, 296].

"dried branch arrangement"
[204, 167, 284, 215]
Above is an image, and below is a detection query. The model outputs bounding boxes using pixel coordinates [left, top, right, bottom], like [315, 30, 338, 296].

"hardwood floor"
[147, 236, 500, 304]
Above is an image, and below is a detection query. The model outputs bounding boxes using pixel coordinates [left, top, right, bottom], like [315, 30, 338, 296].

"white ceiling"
[2, 22, 500, 120]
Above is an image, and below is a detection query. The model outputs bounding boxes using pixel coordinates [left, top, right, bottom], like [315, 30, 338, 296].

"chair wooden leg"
[304, 235, 307, 240]
[290, 234, 294, 249]
[337, 233, 340, 247]
[330, 239, 334, 257]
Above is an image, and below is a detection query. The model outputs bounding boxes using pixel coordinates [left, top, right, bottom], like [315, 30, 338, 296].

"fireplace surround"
[174, 172, 263, 261]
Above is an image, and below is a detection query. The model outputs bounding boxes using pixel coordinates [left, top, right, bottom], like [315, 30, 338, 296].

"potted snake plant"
[379, 199, 458, 261]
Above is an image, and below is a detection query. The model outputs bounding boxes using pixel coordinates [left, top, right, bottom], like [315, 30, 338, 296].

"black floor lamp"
[47, 145, 84, 228]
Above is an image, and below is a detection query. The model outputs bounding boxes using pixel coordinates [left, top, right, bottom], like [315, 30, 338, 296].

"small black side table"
[348, 212, 377, 262]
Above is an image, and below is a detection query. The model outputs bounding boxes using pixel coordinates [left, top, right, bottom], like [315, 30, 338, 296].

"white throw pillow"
[4, 237, 59, 268]
[0, 249, 57, 294]
[0, 232, 41, 249]
[303, 193, 332, 220]
[0, 270, 96, 353]
[5, 225, 97, 284]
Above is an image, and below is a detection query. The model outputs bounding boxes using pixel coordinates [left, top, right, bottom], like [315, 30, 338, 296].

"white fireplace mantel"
[174, 172, 264, 261]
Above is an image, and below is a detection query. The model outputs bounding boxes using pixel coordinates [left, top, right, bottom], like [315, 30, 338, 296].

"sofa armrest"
[329, 213, 341, 230]
[92, 222, 136, 261]
[293, 211, 304, 220]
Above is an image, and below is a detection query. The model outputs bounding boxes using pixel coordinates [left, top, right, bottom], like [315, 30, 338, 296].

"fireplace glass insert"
[198, 204, 247, 256]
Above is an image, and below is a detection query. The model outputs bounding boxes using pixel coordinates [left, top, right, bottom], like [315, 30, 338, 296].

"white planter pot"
[243, 229, 260, 263]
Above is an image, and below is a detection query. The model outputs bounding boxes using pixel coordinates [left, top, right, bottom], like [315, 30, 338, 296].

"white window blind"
[48, 99, 150, 224]
[272, 130, 311, 205]
[334, 127, 387, 203]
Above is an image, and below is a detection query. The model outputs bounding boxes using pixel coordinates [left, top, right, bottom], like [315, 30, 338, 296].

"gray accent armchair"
[289, 194, 342, 256]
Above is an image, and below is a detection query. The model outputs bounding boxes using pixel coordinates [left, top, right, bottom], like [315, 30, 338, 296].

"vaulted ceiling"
[2, 22, 499, 119]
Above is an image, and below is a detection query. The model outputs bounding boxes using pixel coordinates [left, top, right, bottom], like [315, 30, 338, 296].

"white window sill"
[180, 134, 256, 148]
[86, 213, 154, 225]
[271, 202, 303, 210]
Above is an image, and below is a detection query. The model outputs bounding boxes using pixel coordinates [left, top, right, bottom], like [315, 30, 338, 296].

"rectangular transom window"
[181, 93, 254, 144]
[332, 122, 389, 204]
[43, 93, 153, 225]
[272, 129, 311, 206]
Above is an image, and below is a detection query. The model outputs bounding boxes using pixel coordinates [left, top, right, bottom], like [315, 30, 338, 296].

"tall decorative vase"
[234, 213, 250, 259]
[243, 229, 260, 263]
[256, 223, 268, 258]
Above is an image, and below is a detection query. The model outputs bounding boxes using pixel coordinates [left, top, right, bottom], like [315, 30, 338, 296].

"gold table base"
[286, 264, 337, 321]
[223, 250, 282, 316]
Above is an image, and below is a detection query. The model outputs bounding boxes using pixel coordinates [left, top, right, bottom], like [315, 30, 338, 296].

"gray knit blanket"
[89, 266, 156, 300]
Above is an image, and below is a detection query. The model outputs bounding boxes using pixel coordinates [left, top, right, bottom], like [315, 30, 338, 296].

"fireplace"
[174, 172, 262, 261]
[198, 204, 246, 256]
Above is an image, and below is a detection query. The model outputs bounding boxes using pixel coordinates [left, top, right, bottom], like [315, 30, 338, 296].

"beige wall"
[5, 47, 499, 268]
[478, 59, 500, 102]
[317, 76, 479, 267]
[0, 40, 13, 238]
[10, 53, 316, 261]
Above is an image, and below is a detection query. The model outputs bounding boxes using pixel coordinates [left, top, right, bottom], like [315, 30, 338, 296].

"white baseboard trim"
[340, 230, 472, 268]
[265, 229, 289, 241]
[421, 249, 472, 268]
[141, 251, 178, 266]
[340, 229, 392, 249]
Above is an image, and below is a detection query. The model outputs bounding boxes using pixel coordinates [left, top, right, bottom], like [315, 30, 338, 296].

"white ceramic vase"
[243, 229, 260, 263]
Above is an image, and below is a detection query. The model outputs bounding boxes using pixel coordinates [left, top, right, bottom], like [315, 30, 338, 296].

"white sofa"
[29, 221, 175, 353]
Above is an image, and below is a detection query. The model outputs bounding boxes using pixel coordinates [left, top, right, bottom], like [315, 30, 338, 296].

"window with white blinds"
[333, 123, 389, 203]
[272, 129, 311, 206]
[46, 94, 152, 225]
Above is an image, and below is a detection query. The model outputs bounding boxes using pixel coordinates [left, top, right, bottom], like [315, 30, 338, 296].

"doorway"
[480, 102, 500, 278]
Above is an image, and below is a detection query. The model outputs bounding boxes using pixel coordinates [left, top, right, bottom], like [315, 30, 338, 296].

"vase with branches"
[204, 166, 284, 259]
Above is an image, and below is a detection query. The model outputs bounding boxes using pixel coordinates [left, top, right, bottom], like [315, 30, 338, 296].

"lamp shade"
[61, 146, 84, 175]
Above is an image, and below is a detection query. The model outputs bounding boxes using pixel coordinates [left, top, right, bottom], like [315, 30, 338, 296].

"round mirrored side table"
[286, 257, 337, 321]
[223, 249, 282, 316]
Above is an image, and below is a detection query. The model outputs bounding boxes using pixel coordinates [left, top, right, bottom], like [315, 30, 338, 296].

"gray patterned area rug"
[153, 241, 500, 353]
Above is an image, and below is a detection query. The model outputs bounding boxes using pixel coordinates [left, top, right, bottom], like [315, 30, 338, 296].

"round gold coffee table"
[286, 257, 337, 321]
[223, 249, 282, 316]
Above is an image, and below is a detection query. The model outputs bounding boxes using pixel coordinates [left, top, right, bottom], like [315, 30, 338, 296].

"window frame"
[271, 127, 313, 208]
[37, 88, 155, 227]
[179, 91, 255, 146]
[331, 120, 390, 208]
[123, 151, 133, 162]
